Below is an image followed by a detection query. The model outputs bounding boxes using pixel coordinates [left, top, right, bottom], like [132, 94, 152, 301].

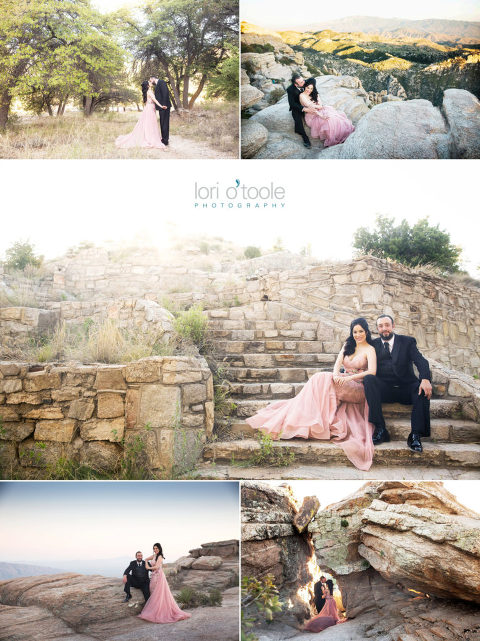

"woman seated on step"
[245, 317, 376, 471]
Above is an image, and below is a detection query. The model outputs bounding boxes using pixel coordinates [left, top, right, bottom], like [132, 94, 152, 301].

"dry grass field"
[0, 102, 238, 159]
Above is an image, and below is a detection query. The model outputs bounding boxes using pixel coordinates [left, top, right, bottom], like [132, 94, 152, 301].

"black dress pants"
[363, 375, 430, 437]
[159, 107, 170, 145]
[292, 111, 310, 143]
[124, 575, 150, 601]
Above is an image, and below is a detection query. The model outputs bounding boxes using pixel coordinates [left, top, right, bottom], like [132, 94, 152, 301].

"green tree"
[353, 215, 462, 272]
[206, 46, 239, 101]
[244, 246, 261, 259]
[0, 0, 126, 126]
[4, 241, 43, 271]
[125, 0, 238, 110]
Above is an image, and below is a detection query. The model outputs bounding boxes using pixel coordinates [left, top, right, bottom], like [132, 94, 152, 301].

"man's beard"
[380, 331, 394, 341]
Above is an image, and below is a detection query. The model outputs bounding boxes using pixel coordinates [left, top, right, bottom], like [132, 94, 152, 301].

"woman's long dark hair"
[141, 80, 149, 104]
[343, 317, 374, 356]
[305, 77, 319, 103]
[153, 542, 164, 561]
[326, 579, 334, 595]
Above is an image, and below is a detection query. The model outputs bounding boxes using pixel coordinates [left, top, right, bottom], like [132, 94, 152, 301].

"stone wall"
[0, 356, 213, 478]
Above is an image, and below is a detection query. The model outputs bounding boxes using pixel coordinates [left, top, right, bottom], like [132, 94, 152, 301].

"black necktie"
[384, 342, 390, 356]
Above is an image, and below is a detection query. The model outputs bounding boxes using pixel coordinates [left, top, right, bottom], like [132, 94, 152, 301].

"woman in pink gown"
[138, 543, 191, 624]
[304, 580, 343, 632]
[115, 80, 167, 150]
[300, 77, 355, 147]
[245, 317, 376, 471]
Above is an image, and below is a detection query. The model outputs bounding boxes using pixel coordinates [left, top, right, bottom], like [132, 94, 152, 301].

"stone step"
[208, 319, 320, 331]
[215, 417, 480, 443]
[227, 398, 464, 419]
[194, 462, 479, 480]
[219, 353, 337, 369]
[212, 340, 328, 354]
[224, 366, 332, 383]
[202, 439, 480, 469]
[208, 327, 321, 341]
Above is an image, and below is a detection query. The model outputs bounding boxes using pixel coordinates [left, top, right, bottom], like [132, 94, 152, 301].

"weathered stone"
[24, 407, 64, 420]
[182, 383, 207, 406]
[0, 421, 35, 441]
[242, 83, 264, 109]
[205, 401, 214, 437]
[6, 391, 48, 405]
[0, 379, 22, 394]
[124, 360, 162, 383]
[80, 417, 125, 442]
[97, 392, 124, 418]
[293, 496, 320, 533]
[125, 388, 140, 429]
[241, 120, 268, 158]
[94, 368, 127, 390]
[19, 439, 76, 468]
[442, 88, 480, 159]
[24, 371, 61, 392]
[52, 387, 81, 402]
[138, 385, 181, 428]
[79, 441, 121, 471]
[191, 556, 223, 570]
[34, 419, 76, 443]
[68, 399, 95, 421]
[0, 406, 20, 421]
[0, 363, 21, 376]
[125, 427, 174, 472]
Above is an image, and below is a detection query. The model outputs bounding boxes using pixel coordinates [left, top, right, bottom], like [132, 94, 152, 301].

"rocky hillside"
[242, 481, 480, 641]
[0, 540, 239, 641]
[0, 562, 62, 580]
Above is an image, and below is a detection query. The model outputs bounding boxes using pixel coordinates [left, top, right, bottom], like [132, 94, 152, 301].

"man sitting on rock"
[363, 314, 432, 453]
[287, 73, 311, 149]
[123, 551, 150, 603]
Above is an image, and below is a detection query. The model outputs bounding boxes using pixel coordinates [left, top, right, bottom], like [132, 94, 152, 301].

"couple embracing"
[123, 544, 191, 624]
[116, 77, 171, 150]
[246, 314, 432, 471]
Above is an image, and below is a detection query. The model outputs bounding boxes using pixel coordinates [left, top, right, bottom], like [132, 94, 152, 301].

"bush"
[175, 587, 223, 608]
[242, 43, 274, 54]
[4, 240, 43, 271]
[268, 87, 285, 104]
[244, 246, 261, 259]
[173, 305, 208, 352]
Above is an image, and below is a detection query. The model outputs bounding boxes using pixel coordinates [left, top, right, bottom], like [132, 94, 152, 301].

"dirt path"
[161, 135, 236, 159]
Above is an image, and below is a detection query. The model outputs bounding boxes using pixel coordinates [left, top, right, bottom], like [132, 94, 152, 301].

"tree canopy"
[353, 215, 462, 272]
[4, 241, 43, 271]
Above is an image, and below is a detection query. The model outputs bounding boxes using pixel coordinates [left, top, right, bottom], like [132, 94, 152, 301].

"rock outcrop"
[0, 542, 239, 640]
[243, 481, 480, 641]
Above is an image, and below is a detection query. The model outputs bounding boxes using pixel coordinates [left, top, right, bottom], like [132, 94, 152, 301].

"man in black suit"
[363, 314, 432, 453]
[286, 73, 311, 148]
[314, 576, 327, 613]
[123, 551, 150, 602]
[151, 76, 171, 145]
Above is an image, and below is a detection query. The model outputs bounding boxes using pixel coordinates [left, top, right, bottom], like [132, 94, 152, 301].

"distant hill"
[0, 562, 63, 580]
[295, 16, 480, 44]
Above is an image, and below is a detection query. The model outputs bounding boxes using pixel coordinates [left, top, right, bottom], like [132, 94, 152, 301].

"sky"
[242, 0, 480, 29]
[1, 161, 478, 276]
[266, 480, 480, 513]
[0, 481, 239, 572]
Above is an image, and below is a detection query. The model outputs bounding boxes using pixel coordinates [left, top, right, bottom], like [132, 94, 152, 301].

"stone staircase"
[198, 302, 480, 480]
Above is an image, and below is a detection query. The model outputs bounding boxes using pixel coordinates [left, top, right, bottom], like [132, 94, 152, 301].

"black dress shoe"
[372, 426, 390, 445]
[123, 595, 131, 602]
[407, 433, 423, 453]
[304, 141, 312, 148]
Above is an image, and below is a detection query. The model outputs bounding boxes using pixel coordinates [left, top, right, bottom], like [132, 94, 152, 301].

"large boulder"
[442, 88, 480, 158]
[318, 98, 449, 159]
[241, 120, 268, 158]
[242, 84, 264, 110]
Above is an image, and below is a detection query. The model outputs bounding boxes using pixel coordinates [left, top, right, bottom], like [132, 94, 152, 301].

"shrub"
[4, 240, 43, 271]
[242, 43, 275, 54]
[244, 246, 261, 259]
[173, 305, 208, 352]
[267, 87, 285, 105]
[175, 587, 223, 608]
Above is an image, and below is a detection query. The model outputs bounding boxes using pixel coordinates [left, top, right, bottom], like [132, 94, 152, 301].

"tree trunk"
[182, 74, 190, 109]
[135, 102, 141, 112]
[188, 74, 207, 109]
[83, 96, 93, 116]
[46, 101, 53, 117]
[0, 90, 12, 129]
[57, 97, 68, 116]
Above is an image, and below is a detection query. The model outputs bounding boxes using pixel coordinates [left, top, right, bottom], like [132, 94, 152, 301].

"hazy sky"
[242, 0, 480, 29]
[1, 161, 478, 276]
[0, 481, 239, 565]
[267, 480, 480, 513]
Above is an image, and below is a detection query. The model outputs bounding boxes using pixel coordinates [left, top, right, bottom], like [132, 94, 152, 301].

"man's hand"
[122, 575, 127, 584]
[419, 379, 432, 400]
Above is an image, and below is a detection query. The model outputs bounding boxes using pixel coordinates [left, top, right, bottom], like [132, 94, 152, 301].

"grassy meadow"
[0, 102, 238, 159]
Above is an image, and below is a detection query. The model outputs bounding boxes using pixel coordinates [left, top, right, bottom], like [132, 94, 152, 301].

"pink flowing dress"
[137, 560, 191, 624]
[304, 592, 340, 632]
[303, 97, 355, 147]
[245, 354, 374, 471]
[115, 93, 165, 149]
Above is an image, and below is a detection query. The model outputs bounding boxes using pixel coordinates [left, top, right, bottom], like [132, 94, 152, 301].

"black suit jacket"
[373, 334, 431, 384]
[154, 79, 171, 110]
[123, 560, 149, 580]
[287, 84, 304, 116]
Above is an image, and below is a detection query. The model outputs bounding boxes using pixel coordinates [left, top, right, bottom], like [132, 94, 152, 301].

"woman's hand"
[333, 375, 346, 385]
